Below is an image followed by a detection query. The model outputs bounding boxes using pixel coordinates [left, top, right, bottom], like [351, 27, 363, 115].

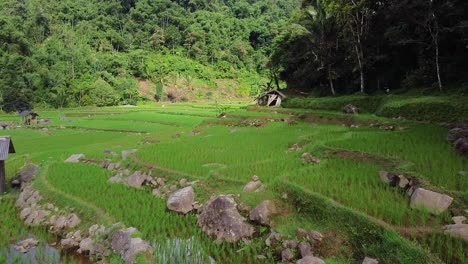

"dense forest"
[0, 0, 299, 111]
[1, 0, 468, 111]
[271, 0, 468, 95]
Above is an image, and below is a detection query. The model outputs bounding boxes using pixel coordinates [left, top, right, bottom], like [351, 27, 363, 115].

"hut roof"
[0, 136, 15, 161]
[18, 110, 31, 117]
[257, 90, 287, 99]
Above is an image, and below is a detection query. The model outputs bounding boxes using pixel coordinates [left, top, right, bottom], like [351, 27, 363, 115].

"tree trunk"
[0, 161, 6, 194]
[328, 66, 336, 95]
[435, 39, 442, 91]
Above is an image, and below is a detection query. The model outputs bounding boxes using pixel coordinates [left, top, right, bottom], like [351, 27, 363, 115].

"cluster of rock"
[379, 171, 453, 215]
[301, 153, 321, 164]
[265, 228, 325, 263]
[10, 164, 40, 188]
[17, 184, 81, 230]
[0, 122, 15, 130]
[243, 175, 266, 193]
[447, 125, 468, 156]
[342, 104, 360, 114]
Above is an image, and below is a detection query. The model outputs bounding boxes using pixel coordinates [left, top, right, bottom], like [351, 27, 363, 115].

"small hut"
[18, 110, 39, 125]
[256, 90, 286, 107]
[0, 136, 15, 194]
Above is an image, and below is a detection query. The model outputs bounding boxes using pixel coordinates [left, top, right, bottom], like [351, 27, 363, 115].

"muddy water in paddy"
[1, 242, 89, 264]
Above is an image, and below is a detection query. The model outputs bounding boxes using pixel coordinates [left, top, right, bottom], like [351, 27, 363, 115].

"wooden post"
[0, 160, 5, 194]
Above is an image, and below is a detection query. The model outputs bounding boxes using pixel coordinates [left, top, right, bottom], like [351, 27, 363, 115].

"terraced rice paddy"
[0, 103, 466, 263]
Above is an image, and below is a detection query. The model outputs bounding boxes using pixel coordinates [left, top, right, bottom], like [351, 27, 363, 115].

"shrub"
[282, 95, 384, 113]
[89, 79, 121, 107]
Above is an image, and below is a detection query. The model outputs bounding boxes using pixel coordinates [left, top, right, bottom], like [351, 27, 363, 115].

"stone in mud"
[111, 227, 153, 264]
[65, 154, 85, 163]
[89, 224, 106, 237]
[78, 237, 95, 254]
[197, 195, 255, 242]
[61, 238, 79, 249]
[167, 186, 195, 214]
[410, 188, 453, 214]
[19, 165, 40, 183]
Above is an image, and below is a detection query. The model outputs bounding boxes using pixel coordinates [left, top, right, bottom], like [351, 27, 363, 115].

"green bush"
[282, 95, 384, 113]
[90, 79, 121, 107]
[376, 96, 468, 123]
[283, 95, 468, 123]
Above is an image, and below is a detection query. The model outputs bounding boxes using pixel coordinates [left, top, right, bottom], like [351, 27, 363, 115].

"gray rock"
[443, 224, 468, 241]
[243, 180, 261, 192]
[121, 149, 137, 160]
[297, 255, 326, 264]
[398, 175, 409, 188]
[14, 238, 39, 253]
[362, 257, 379, 264]
[298, 241, 313, 257]
[301, 153, 320, 164]
[78, 237, 95, 254]
[111, 227, 152, 264]
[152, 188, 162, 198]
[167, 186, 195, 214]
[452, 216, 467, 225]
[52, 214, 81, 231]
[281, 248, 294, 262]
[61, 238, 79, 249]
[307, 230, 324, 244]
[65, 154, 85, 163]
[19, 165, 40, 183]
[109, 175, 123, 183]
[342, 104, 360, 114]
[25, 209, 51, 226]
[20, 207, 32, 220]
[249, 200, 278, 226]
[125, 171, 146, 188]
[89, 224, 105, 237]
[454, 138, 468, 156]
[410, 188, 453, 214]
[197, 195, 255, 242]
[101, 159, 112, 169]
[447, 128, 468, 143]
[179, 178, 188, 187]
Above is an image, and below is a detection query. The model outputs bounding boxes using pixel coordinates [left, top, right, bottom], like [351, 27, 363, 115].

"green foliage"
[283, 95, 468, 123]
[89, 79, 120, 107]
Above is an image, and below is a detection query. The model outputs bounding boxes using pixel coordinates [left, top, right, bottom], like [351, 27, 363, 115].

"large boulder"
[297, 255, 326, 264]
[166, 186, 195, 214]
[111, 227, 152, 264]
[342, 104, 360, 114]
[125, 172, 146, 188]
[249, 200, 278, 226]
[454, 138, 468, 156]
[197, 195, 255, 242]
[65, 154, 85, 163]
[447, 128, 468, 143]
[443, 224, 468, 241]
[410, 188, 453, 214]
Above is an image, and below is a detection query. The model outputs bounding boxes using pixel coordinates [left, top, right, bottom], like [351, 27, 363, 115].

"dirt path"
[39, 165, 114, 224]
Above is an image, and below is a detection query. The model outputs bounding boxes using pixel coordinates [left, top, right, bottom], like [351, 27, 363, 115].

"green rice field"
[0, 102, 466, 263]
